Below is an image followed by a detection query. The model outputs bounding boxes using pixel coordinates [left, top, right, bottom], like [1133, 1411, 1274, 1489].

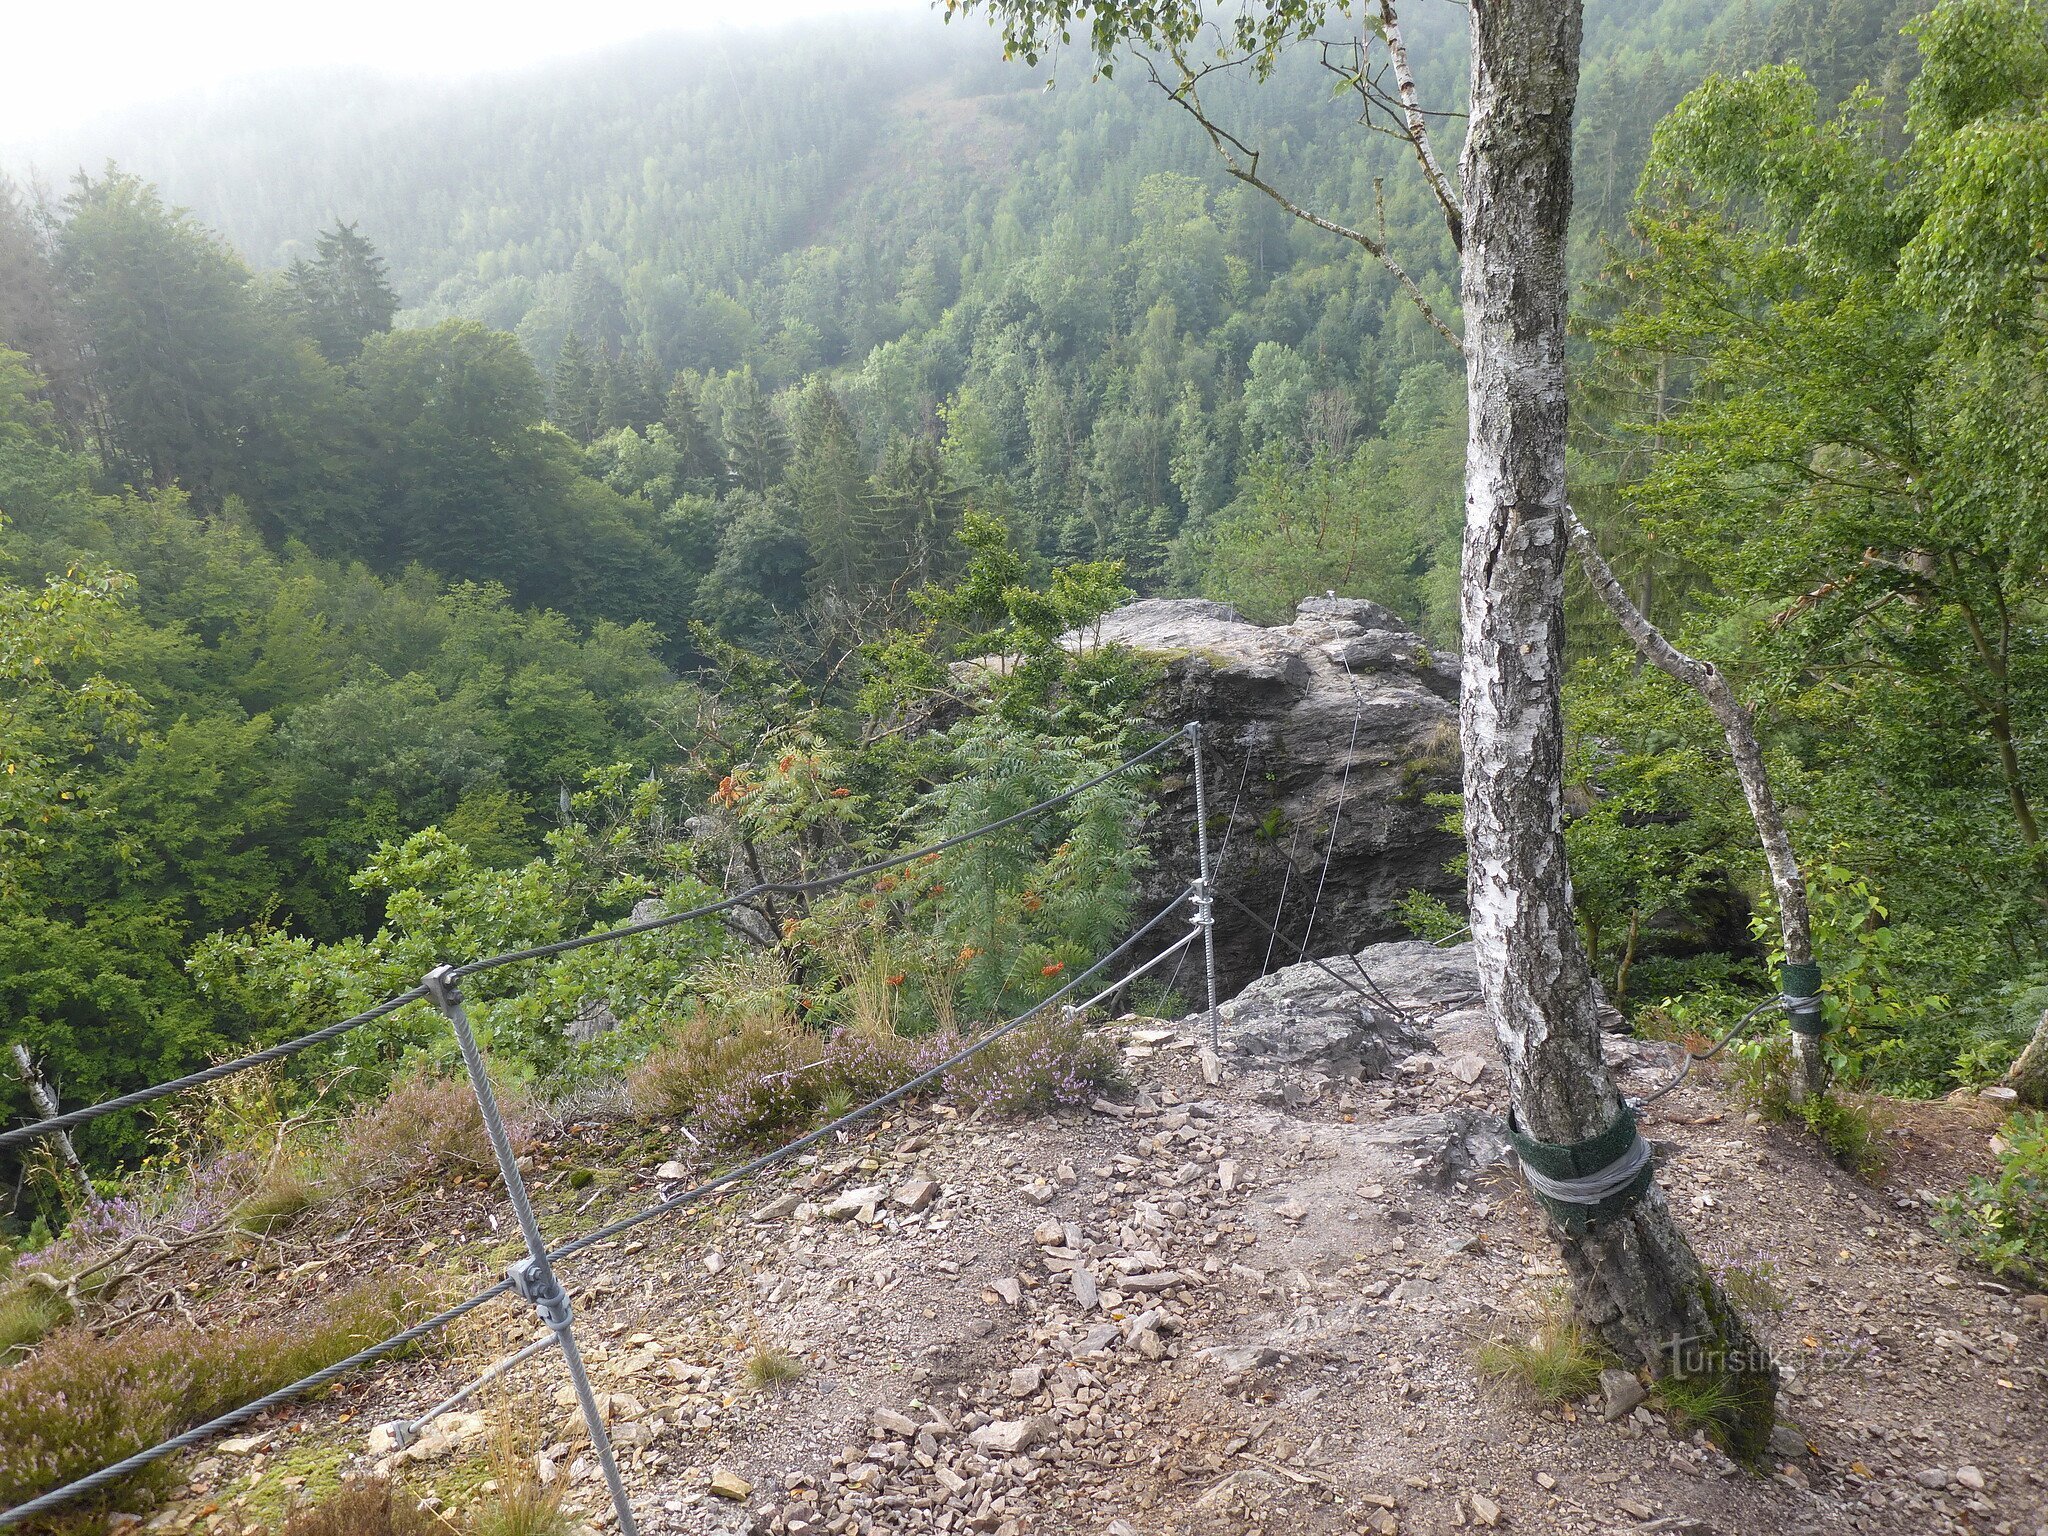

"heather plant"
[276, 1479, 441, 1536]
[946, 1016, 1120, 1115]
[625, 1002, 816, 1147]
[327, 1071, 508, 1191]
[626, 996, 1119, 1154]
[0, 1278, 420, 1516]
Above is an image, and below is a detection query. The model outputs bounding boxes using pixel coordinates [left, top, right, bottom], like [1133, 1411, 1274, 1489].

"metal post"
[422, 966, 639, 1536]
[1188, 723, 1221, 1053]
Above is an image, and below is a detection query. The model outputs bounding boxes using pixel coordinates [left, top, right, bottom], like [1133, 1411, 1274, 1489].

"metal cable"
[0, 988, 430, 1153]
[1163, 742, 1253, 1004]
[1260, 826, 1305, 978]
[1213, 887, 1425, 1029]
[0, 1280, 515, 1529]
[549, 887, 1195, 1262]
[454, 729, 1189, 979]
[1065, 929, 1200, 1020]
[2, 730, 1188, 1154]
[1632, 995, 1786, 1109]
[1297, 656, 1367, 964]
[2, 889, 1199, 1525]
[393, 1333, 560, 1445]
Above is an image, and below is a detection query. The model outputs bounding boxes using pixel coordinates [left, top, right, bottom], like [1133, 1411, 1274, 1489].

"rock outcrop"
[1089, 596, 1464, 1000]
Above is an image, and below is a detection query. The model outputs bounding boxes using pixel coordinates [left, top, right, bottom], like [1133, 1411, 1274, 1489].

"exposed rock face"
[1220, 949, 1436, 1081]
[1091, 596, 1464, 1000]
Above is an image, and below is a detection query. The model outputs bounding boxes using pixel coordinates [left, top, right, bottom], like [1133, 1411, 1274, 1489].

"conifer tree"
[286, 220, 398, 364]
[663, 372, 727, 492]
[788, 379, 877, 600]
[871, 434, 970, 586]
[722, 368, 788, 495]
[552, 333, 598, 442]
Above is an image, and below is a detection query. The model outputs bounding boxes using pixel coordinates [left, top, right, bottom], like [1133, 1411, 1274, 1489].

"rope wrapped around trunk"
[1780, 961, 1827, 1037]
[1507, 1102, 1655, 1233]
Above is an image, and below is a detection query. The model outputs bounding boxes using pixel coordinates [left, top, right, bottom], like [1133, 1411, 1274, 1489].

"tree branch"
[1565, 508, 1826, 1096]
[1376, 0, 1464, 250]
[1148, 46, 1464, 351]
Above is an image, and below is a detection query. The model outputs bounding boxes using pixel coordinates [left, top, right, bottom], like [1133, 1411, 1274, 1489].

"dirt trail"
[137, 953, 2047, 1536]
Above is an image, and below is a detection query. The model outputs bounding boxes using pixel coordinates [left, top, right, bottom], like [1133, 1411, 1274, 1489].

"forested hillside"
[5, 0, 2044, 1251]
[8, 0, 2048, 1525]
[8, 0, 1921, 634]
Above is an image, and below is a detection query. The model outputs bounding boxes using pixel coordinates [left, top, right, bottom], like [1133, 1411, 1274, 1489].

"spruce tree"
[722, 368, 788, 495]
[788, 379, 877, 600]
[663, 372, 727, 492]
[552, 332, 598, 442]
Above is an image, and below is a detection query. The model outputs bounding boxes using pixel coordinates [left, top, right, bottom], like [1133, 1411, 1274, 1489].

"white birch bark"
[1563, 512, 1829, 1099]
[10, 1041, 86, 1183]
[1459, 0, 1776, 1453]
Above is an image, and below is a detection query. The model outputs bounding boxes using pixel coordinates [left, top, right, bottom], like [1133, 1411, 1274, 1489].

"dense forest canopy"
[4, 0, 2045, 1235]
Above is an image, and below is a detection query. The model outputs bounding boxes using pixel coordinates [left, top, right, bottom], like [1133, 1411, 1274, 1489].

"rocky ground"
[127, 942, 2046, 1536]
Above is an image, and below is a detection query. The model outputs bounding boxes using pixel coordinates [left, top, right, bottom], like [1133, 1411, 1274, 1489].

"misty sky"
[3, 0, 928, 141]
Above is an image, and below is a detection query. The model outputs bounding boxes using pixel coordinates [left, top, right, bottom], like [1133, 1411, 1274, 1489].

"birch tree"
[942, 0, 1780, 1452]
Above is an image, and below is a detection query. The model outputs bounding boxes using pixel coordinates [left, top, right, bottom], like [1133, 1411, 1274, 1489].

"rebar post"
[1188, 723, 1221, 1053]
[422, 965, 639, 1536]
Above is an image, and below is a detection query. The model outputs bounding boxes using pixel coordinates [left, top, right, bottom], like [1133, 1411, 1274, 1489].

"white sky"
[1, 0, 929, 141]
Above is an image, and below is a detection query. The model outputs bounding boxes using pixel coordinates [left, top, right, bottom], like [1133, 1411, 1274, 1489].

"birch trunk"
[1565, 513, 1829, 1100]
[10, 1041, 87, 1185]
[1460, 0, 1777, 1456]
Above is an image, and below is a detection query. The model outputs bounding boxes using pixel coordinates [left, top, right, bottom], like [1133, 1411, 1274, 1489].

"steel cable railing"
[0, 728, 1191, 1156]
[1, 723, 1222, 1532]
[0, 887, 1200, 1530]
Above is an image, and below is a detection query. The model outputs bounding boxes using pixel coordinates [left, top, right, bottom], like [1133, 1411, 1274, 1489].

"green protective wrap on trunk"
[1780, 961, 1827, 1037]
[1506, 1102, 1654, 1234]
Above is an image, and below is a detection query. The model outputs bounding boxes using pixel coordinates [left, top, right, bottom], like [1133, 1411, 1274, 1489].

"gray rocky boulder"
[1363, 1107, 1514, 1190]
[1219, 955, 1434, 1080]
[1079, 596, 1464, 998]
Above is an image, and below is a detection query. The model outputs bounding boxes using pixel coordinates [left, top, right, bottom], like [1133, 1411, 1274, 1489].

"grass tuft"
[741, 1345, 805, 1391]
[464, 1475, 575, 1536]
[232, 1171, 322, 1234]
[0, 1284, 71, 1361]
[1474, 1299, 1607, 1406]
[1652, 1373, 1741, 1436]
[277, 1478, 440, 1536]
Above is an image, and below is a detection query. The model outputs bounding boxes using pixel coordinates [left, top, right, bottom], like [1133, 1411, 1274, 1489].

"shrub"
[1935, 1111, 2048, 1289]
[946, 1016, 1120, 1115]
[627, 1004, 817, 1148]
[277, 1478, 440, 1536]
[1394, 889, 1466, 944]
[628, 1002, 1120, 1154]
[330, 1073, 506, 1190]
[0, 1279, 420, 1516]
[1726, 1038, 1889, 1179]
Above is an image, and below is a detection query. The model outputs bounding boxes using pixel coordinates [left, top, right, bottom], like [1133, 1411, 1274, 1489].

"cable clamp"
[421, 963, 463, 1009]
[378, 1418, 420, 1451]
[1189, 878, 1213, 927]
[508, 1257, 572, 1331]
